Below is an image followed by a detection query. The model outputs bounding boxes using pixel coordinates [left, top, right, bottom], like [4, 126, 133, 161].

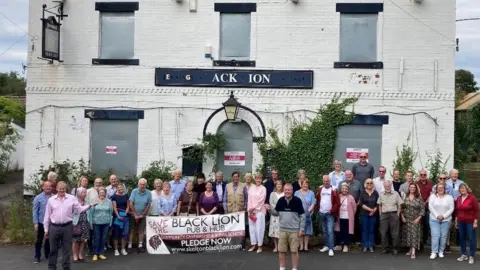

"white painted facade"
[24, 0, 456, 185]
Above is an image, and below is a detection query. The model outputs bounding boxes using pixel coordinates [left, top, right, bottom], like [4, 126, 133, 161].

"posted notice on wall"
[106, 146, 117, 154]
[146, 212, 245, 254]
[345, 148, 368, 163]
[224, 151, 246, 166]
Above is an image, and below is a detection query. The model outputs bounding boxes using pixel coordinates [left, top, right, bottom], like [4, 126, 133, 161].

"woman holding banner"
[247, 173, 267, 253]
[199, 182, 219, 215]
[158, 182, 178, 216]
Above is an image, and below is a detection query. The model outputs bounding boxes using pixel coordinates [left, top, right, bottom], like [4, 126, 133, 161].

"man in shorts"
[268, 183, 305, 270]
[128, 178, 152, 252]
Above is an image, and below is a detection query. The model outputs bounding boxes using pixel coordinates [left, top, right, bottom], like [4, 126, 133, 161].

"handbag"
[72, 221, 82, 236]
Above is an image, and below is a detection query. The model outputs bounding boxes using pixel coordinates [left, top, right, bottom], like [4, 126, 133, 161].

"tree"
[0, 72, 26, 96]
[455, 69, 478, 94]
[0, 97, 26, 126]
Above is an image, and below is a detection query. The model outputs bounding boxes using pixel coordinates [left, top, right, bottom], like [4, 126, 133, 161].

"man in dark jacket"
[212, 171, 227, 214]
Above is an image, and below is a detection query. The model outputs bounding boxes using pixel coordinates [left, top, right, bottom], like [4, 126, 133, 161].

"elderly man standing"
[86, 178, 103, 204]
[223, 171, 248, 213]
[377, 180, 403, 255]
[268, 183, 305, 270]
[445, 168, 464, 253]
[106, 174, 126, 199]
[33, 181, 52, 263]
[351, 152, 374, 185]
[128, 178, 152, 252]
[212, 171, 227, 214]
[316, 175, 340, 257]
[47, 172, 58, 195]
[170, 169, 187, 200]
[416, 169, 433, 249]
[373, 166, 387, 194]
[44, 181, 95, 270]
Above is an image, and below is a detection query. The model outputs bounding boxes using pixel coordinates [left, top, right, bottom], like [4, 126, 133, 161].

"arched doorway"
[215, 120, 253, 180]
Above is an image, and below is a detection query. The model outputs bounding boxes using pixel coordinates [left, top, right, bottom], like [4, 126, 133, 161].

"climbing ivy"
[182, 132, 227, 171]
[257, 97, 357, 188]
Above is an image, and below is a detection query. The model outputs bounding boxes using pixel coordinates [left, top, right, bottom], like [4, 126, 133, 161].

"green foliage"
[455, 69, 478, 94]
[182, 132, 226, 171]
[0, 123, 21, 182]
[391, 133, 417, 178]
[0, 72, 26, 96]
[24, 159, 112, 195]
[257, 97, 357, 188]
[0, 97, 25, 126]
[132, 160, 176, 191]
[426, 150, 450, 183]
[5, 199, 35, 244]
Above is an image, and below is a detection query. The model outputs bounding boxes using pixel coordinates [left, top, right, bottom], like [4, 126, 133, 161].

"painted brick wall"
[24, 0, 456, 185]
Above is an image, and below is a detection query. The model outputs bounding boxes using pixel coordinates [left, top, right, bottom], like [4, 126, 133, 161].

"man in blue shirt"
[32, 180, 53, 263]
[169, 169, 187, 200]
[128, 178, 152, 252]
[444, 168, 464, 253]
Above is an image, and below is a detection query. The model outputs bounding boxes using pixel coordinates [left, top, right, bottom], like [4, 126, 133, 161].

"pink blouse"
[247, 185, 266, 214]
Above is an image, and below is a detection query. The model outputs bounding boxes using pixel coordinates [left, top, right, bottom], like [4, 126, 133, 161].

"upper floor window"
[93, 2, 139, 65]
[214, 3, 256, 67]
[334, 3, 384, 69]
[220, 13, 251, 60]
[340, 13, 377, 62]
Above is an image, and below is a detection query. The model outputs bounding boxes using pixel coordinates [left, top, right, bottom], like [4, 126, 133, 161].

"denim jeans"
[93, 224, 109, 255]
[34, 223, 50, 260]
[319, 212, 335, 249]
[429, 217, 450, 254]
[458, 221, 477, 257]
[335, 218, 350, 246]
[361, 215, 376, 249]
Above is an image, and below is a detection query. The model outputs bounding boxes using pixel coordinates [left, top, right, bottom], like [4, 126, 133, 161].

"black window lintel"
[95, 2, 139, 12]
[334, 62, 383, 69]
[92, 58, 139, 66]
[336, 3, 383, 13]
[214, 3, 257, 13]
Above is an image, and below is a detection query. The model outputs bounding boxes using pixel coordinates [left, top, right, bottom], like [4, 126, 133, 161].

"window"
[93, 2, 139, 65]
[100, 12, 135, 59]
[182, 147, 203, 177]
[340, 13, 377, 62]
[220, 13, 251, 60]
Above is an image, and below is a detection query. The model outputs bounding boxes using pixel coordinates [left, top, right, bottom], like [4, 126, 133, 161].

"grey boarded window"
[339, 13, 377, 62]
[100, 12, 135, 59]
[220, 13, 251, 60]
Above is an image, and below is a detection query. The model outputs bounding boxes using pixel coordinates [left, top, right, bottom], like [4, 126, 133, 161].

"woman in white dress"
[268, 180, 284, 252]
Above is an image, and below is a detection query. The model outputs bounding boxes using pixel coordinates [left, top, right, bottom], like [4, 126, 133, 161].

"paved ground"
[1, 245, 478, 270]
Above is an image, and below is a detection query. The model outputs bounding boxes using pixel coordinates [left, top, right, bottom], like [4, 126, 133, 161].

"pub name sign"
[154, 68, 314, 89]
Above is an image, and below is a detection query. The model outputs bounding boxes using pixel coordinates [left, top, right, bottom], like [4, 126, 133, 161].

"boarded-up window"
[340, 13, 377, 62]
[220, 13, 251, 60]
[100, 12, 135, 59]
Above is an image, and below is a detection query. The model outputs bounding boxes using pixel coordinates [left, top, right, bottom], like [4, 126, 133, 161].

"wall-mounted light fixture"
[189, 0, 197, 12]
[223, 91, 240, 121]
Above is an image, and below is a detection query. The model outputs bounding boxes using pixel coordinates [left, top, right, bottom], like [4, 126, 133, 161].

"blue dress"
[294, 190, 317, 236]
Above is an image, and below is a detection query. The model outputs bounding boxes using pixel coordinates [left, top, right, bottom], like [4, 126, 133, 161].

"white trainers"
[439, 252, 444, 258]
[458, 255, 468, 262]
[328, 249, 334, 257]
[121, 249, 128, 256]
[319, 246, 329, 252]
[468, 256, 475, 264]
[334, 245, 342, 251]
[343, 246, 348, 252]
[114, 250, 120, 256]
[430, 253, 437, 260]
[127, 243, 132, 249]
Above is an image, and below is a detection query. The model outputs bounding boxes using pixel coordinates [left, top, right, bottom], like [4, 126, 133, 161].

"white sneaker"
[319, 246, 329, 252]
[468, 256, 474, 264]
[458, 255, 468, 262]
[121, 249, 128, 256]
[343, 246, 349, 253]
[334, 245, 342, 251]
[114, 250, 120, 256]
[127, 243, 132, 249]
[439, 252, 444, 258]
[430, 253, 437, 260]
[328, 249, 334, 257]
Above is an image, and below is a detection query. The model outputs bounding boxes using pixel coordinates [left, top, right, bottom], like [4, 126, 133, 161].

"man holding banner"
[267, 183, 305, 270]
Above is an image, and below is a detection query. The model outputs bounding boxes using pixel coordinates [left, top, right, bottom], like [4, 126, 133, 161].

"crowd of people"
[32, 155, 479, 270]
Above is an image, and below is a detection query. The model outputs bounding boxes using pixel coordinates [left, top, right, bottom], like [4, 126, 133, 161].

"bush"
[1, 199, 35, 244]
[129, 160, 176, 191]
[426, 150, 450, 183]
[391, 133, 417, 178]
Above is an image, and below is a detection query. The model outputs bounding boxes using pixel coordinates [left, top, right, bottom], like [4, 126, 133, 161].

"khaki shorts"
[278, 231, 299, 253]
[130, 216, 146, 232]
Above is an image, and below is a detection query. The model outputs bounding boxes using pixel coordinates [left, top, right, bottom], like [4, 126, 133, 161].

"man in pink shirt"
[44, 181, 96, 270]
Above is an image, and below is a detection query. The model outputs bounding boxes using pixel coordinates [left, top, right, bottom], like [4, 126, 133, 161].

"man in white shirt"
[86, 178, 103, 204]
[373, 166, 387, 193]
[317, 175, 340, 257]
[106, 174, 126, 199]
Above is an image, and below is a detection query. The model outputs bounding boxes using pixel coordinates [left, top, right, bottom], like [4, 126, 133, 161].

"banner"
[146, 212, 245, 254]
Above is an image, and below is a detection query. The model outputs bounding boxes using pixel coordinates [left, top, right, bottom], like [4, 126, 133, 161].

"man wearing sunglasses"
[351, 153, 375, 186]
[416, 169, 434, 251]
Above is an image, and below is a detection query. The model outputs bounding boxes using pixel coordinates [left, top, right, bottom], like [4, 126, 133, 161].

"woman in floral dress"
[401, 183, 425, 259]
[72, 187, 90, 262]
[268, 180, 284, 252]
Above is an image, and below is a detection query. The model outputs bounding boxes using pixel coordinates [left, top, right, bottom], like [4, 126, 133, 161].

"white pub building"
[24, 0, 456, 185]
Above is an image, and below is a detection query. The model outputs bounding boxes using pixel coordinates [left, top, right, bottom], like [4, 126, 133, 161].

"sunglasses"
[439, 177, 446, 180]
[379, 170, 386, 173]
[360, 156, 367, 158]
[420, 174, 427, 176]
[366, 182, 373, 185]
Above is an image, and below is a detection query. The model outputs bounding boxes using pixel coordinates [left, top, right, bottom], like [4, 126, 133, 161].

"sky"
[0, 0, 479, 80]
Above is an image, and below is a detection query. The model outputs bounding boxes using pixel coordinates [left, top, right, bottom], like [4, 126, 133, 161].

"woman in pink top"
[247, 173, 267, 253]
